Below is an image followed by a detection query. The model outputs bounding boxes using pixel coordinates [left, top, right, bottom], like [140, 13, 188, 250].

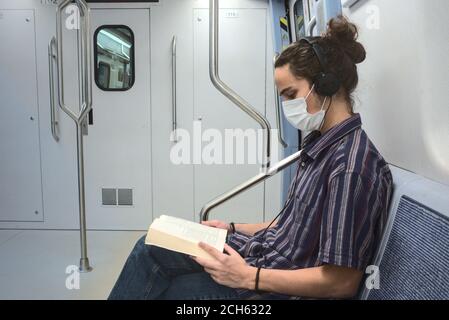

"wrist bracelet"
[255, 267, 262, 293]
[229, 222, 236, 234]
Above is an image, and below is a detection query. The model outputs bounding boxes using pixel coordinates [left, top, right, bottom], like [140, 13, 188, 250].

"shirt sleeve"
[226, 231, 250, 252]
[318, 171, 379, 271]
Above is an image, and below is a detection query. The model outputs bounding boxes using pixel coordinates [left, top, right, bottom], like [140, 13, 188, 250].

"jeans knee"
[133, 235, 165, 257]
[133, 235, 178, 262]
[130, 235, 147, 254]
[135, 235, 147, 248]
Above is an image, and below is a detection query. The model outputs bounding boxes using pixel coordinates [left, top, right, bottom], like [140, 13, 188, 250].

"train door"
[84, 9, 152, 230]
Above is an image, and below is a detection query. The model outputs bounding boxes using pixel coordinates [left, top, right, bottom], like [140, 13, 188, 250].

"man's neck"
[320, 100, 353, 134]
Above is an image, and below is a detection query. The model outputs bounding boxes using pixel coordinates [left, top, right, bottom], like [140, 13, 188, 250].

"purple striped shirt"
[228, 114, 393, 299]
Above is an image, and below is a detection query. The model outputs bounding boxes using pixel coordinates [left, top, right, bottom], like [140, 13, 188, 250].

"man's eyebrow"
[280, 87, 294, 96]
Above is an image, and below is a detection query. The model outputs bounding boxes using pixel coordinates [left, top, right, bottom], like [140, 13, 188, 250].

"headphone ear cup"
[315, 72, 341, 97]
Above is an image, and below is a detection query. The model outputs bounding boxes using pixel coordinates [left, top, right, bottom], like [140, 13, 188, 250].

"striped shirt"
[227, 114, 394, 299]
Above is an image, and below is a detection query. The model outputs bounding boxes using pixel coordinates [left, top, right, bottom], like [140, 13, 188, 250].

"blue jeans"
[108, 236, 241, 300]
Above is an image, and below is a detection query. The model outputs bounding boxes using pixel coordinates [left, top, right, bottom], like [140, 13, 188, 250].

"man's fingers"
[223, 244, 239, 257]
[199, 242, 226, 261]
[204, 267, 219, 276]
[210, 274, 220, 284]
[194, 255, 220, 270]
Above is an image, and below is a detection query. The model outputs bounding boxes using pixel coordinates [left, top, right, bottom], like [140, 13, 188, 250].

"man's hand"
[201, 220, 231, 232]
[192, 242, 256, 290]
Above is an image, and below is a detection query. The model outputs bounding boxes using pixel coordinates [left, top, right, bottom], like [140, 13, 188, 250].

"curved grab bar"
[289, 0, 299, 42]
[77, 0, 93, 121]
[56, 0, 92, 124]
[306, 16, 317, 37]
[209, 0, 271, 169]
[201, 149, 303, 221]
[48, 37, 59, 142]
[273, 53, 288, 148]
[56, 0, 78, 121]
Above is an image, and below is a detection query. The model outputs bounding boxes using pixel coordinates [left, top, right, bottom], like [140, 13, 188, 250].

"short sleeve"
[227, 231, 250, 252]
[318, 172, 378, 271]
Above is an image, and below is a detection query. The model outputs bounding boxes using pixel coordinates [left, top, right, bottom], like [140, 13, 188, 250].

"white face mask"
[282, 85, 328, 132]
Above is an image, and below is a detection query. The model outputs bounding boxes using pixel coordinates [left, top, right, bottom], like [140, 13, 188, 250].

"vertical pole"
[76, 122, 92, 272]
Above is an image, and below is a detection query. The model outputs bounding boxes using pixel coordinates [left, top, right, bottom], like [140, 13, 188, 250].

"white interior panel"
[0, 9, 43, 222]
[345, 0, 449, 187]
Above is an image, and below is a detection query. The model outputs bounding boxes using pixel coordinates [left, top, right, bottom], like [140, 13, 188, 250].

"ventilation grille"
[102, 188, 133, 206]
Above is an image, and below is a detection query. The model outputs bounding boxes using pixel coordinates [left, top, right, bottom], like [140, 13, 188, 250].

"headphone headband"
[299, 37, 329, 73]
[298, 37, 341, 97]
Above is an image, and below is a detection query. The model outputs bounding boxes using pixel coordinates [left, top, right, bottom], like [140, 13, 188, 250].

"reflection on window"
[294, 1, 306, 39]
[94, 25, 135, 91]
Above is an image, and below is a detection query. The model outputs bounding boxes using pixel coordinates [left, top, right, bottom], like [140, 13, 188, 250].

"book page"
[150, 216, 227, 251]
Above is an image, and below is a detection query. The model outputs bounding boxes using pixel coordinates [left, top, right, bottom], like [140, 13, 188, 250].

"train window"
[293, 0, 306, 39]
[94, 25, 135, 91]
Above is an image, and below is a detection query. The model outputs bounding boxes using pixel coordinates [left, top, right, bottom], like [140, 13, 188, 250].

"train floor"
[0, 229, 143, 299]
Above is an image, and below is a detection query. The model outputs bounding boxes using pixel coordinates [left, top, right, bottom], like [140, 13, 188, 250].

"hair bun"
[324, 16, 366, 64]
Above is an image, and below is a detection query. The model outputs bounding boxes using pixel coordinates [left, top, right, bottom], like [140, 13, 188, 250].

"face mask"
[282, 85, 328, 132]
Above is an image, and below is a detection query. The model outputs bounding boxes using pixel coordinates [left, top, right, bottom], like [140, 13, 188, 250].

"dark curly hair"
[275, 16, 366, 111]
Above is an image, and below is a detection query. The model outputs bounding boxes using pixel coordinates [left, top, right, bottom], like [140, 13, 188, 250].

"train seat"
[359, 166, 449, 300]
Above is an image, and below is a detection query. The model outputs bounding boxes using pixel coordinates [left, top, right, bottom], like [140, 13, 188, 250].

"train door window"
[94, 25, 135, 91]
[293, 0, 306, 39]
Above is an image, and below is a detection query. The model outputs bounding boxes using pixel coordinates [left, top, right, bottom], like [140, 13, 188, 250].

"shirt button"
[262, 243, 269, 248]
[301, 162, 306, 168]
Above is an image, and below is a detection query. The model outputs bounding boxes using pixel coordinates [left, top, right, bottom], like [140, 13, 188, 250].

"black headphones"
[299, 37, 341, 97]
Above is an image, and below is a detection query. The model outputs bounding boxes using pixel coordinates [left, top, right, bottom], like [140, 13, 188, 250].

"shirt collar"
[302, 114, 363, 160]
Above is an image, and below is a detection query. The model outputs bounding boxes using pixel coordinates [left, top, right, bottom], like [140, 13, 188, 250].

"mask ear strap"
[305, 84, 315, 100]
[318, 97, 333, 131]
[320, 96, 328, 111]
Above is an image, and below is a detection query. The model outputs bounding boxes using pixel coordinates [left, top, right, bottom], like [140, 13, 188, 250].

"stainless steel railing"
[209, 0, 271, 169]
[48, 36, 59, 142]
[171, 36, 178, 143]
[200, 0, 304, 222]
[200, 150, 303, 221]
[55, 0, 93, 272]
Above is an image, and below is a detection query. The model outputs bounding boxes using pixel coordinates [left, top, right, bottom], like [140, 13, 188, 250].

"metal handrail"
[289, 0, 299, 42]
[306, 16, 317, 37]
[171, 36, 178, 143]
[209, 0, 271, 169]
[200, 0, 306, 221]
[48, 37, 59, 142]
[56, 0, 92, 272]
[201, 149, 303, 221]
[56, 0, 92, 123]
[56, 0, 78, 121]
[78, 0, 93, 122]
[273, 53, 288, 148]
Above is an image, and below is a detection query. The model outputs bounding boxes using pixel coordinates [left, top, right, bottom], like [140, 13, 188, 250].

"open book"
[145, 215, 228, 259]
